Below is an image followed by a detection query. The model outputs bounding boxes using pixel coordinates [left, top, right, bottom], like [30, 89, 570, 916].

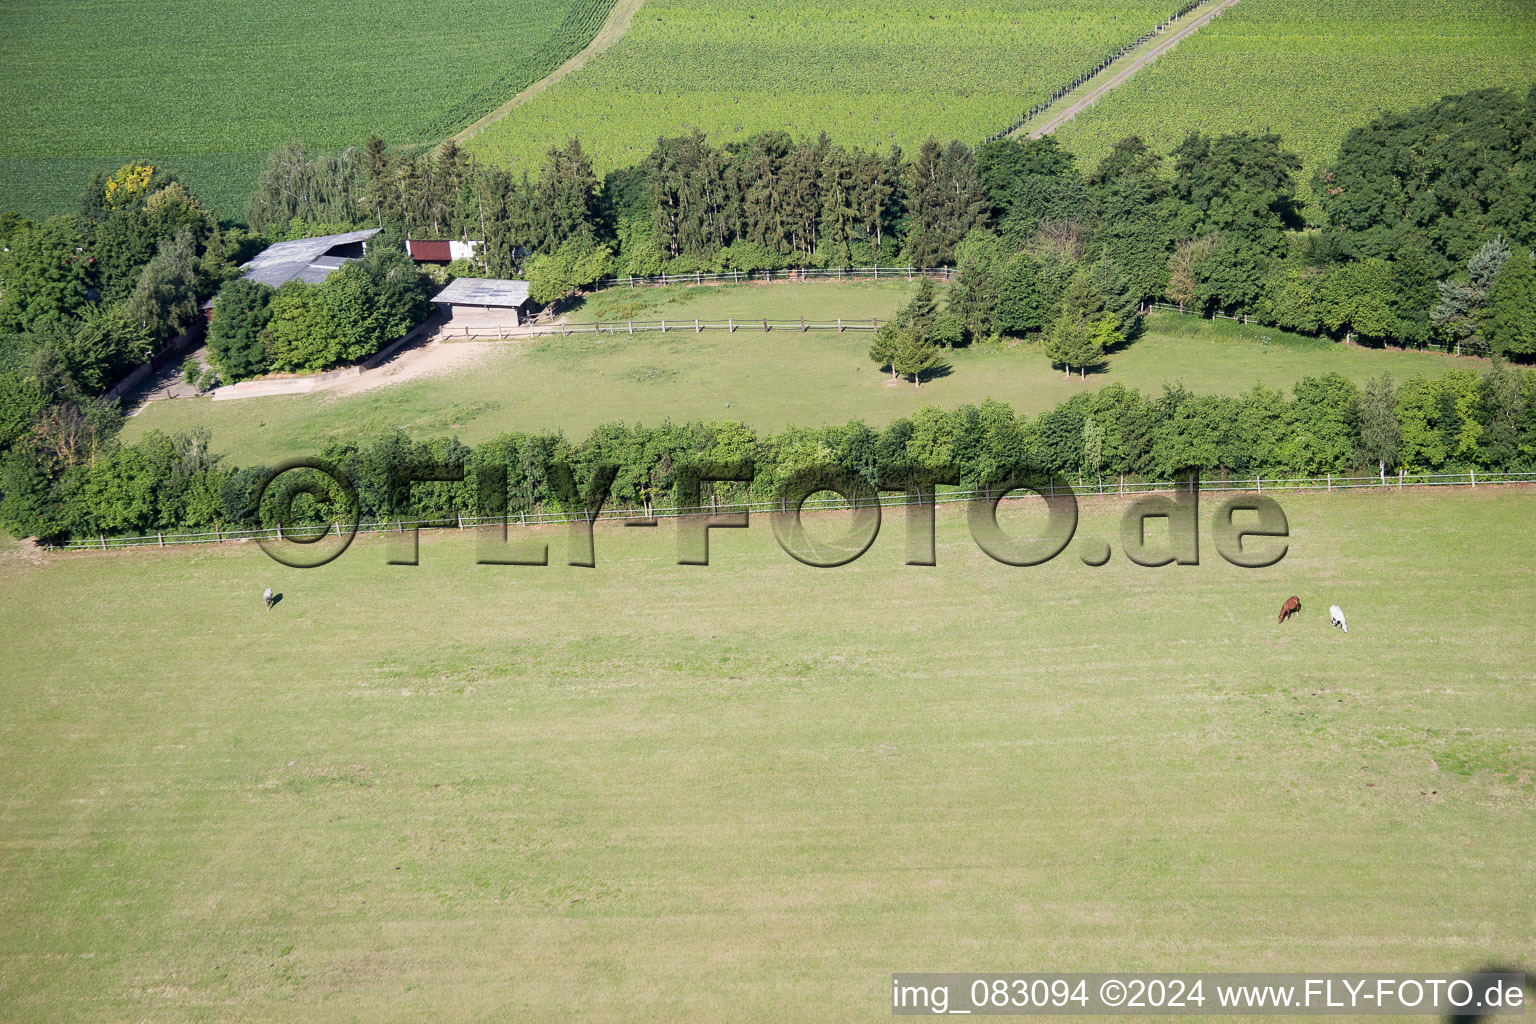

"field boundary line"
[977, 0, 1230, 146]
[56, 473, 1536, 552]
[448, 0, 644, 148]
[1029, 0, 1240, 138]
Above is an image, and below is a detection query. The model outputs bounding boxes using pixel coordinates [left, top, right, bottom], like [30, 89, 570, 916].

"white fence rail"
[452, 315, 884, 340]
[56, 471, 1536, 552]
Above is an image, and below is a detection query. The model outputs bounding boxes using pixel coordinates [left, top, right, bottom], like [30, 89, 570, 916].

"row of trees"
[6, 362, 1532, 543]
[245, 83, 1536, 357]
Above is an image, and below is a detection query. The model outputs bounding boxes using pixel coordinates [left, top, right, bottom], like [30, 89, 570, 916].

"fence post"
[458, 512, 464, 530]
[1471, 469, 1476, 488]
[728, 317, 734, 333]
[837, 317, 843, 333]
[1398, 469, 1403, 489]
[99, 534, 106, 550]
[276, 523, 283, 541]
[158, 532, 164, 547]
[661, 319, 666, 334]
[214, 524, 220, 542]
[1256, 475, 1261, 493]
[628, 320, 633, 334]
[335, 521, 342, 536]
[763, 318, 768, 332]
[1327, 472, 1331, 491]
[695, 318, 701, 333]
[800, 316, 806, 333]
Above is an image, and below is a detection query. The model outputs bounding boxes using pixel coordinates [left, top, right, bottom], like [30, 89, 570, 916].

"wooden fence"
[447, 315, 883, 341]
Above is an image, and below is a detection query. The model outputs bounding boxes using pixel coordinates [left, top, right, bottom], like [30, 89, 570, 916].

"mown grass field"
[1052, 0, 1536, 205]
[0, 0, 617, 219]
[123, 286, 1480, 464]
[465, 0, 1173, 174]
[1, 488, 1532, 1021]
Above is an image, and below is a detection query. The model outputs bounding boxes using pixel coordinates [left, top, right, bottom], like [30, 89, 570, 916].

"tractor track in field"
[1027, 0, 1241, 138]
[448, 0, 644, 148]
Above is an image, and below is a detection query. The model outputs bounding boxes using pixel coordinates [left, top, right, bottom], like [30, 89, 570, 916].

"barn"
[241, 228, 381, 287]
[203, 228, 382, 321]
[405, 239, 481, 263]
[431, 278, 535, 333]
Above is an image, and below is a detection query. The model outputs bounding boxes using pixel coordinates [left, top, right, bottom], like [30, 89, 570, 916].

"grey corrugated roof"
[432, 277, 531, 307]
[241, 228, 380, 288]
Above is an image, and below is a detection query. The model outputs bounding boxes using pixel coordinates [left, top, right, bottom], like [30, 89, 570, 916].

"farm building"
[431, 277, 535, 332]
[239, 228, 381, 288]
[405, 239, 481, 263]
[203, 228, 381, 320]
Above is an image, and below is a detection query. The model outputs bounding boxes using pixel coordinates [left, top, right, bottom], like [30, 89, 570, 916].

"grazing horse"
[263, 587, 275, 611]
[1330, 605, 1347, 632]
[1278, 595, 1301, 623]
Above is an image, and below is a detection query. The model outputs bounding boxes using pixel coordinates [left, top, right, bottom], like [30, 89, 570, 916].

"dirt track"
[449, 0, 645, 147]
[1030, 0, 1241, 138]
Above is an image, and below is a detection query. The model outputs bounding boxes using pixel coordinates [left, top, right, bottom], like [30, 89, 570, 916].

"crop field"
[465, 0, 1175, 174]
[1, 487, 1532, 1020]
[1051, 0, 1536, 206]
[0, 0, 617, 219]
[123, 291, 1478, 464]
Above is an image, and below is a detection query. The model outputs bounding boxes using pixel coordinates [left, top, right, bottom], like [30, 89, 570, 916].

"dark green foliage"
[994, 252, 1047, 336]
[124, 227, 202, 342]
[976, 136, 1090, 237]
[0, 215, 92, 332]
[56, 304, 153, 393]
[207, 279, 274, 381]
[1171, 131, 1302, 251]
[1484, 249, 1536, 356]
[1315, 87, 1536, 277]
[904, 140, 989, 267]
[889, 323, 946, 386]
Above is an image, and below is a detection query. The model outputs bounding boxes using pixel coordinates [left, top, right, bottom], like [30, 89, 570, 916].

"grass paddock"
[1, 488, 1531, 1021]
[123, 296, 1479, 465]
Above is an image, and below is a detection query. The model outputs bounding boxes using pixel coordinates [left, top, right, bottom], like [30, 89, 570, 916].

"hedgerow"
[7, 365, 1535, 543]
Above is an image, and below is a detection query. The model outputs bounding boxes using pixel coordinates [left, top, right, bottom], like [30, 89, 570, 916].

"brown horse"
[1278, 595, 1301, 623]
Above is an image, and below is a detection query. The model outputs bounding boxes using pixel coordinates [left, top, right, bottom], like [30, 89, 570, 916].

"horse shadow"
[267, 592, 284, 609]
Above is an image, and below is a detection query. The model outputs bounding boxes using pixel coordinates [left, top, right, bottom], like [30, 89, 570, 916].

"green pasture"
[123, 284, 1480, 464]
[0, 0, 616, 219]
[1, 488, 1532, 1021]
[1052, 0, 1536, 206]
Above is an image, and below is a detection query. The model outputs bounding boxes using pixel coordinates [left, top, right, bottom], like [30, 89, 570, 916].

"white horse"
[1330, 605, 1347, 632]
[263, 587, 275, 610]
